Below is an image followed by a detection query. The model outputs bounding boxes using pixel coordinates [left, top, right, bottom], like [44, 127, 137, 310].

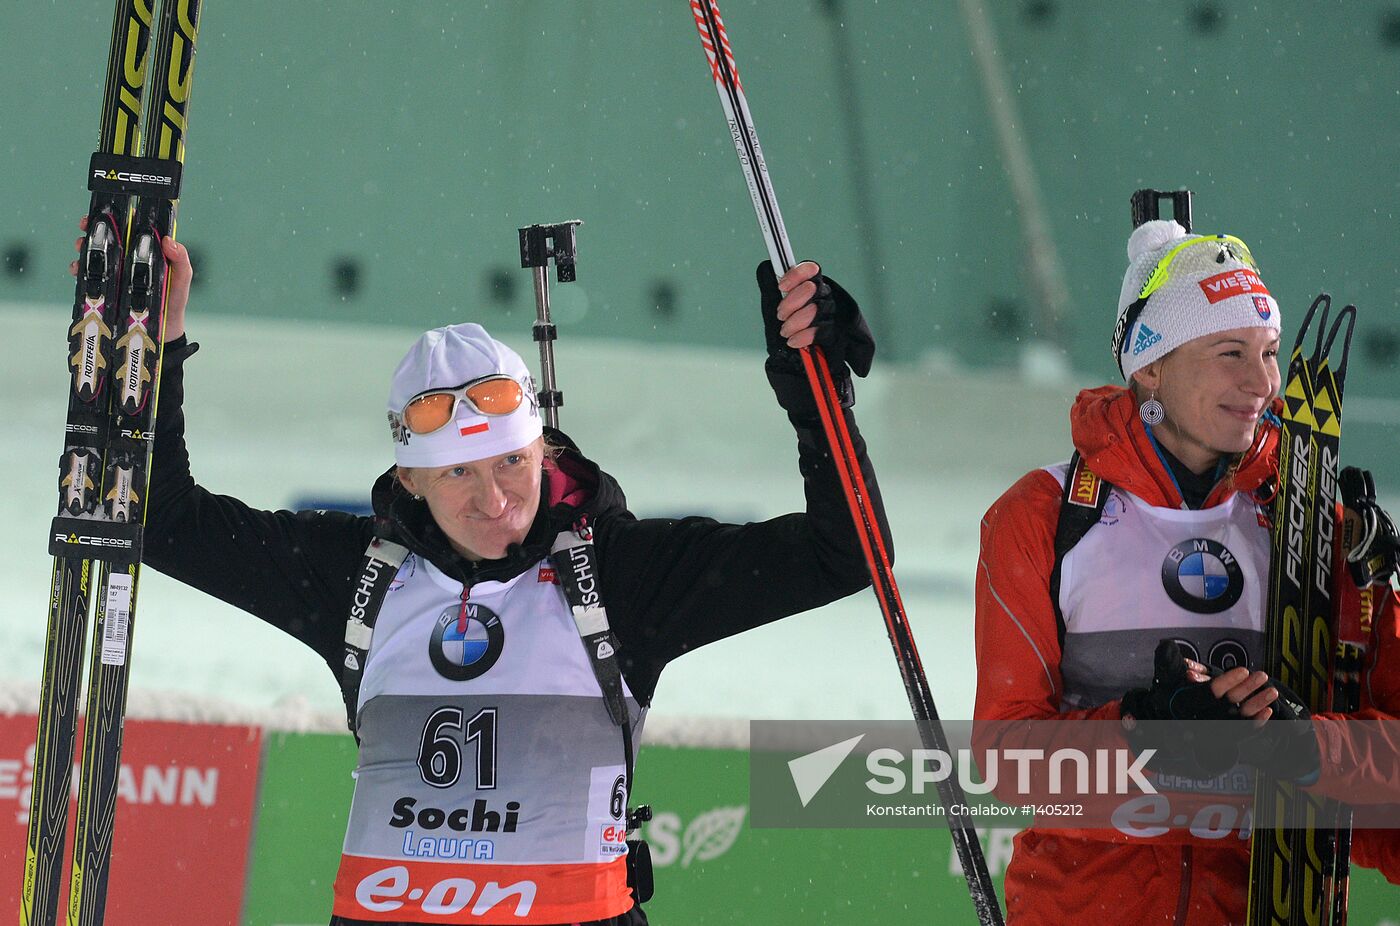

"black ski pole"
[688, 3, 1004, 923]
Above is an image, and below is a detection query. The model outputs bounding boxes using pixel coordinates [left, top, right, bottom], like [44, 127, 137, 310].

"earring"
[1139, 391, 1165, 427]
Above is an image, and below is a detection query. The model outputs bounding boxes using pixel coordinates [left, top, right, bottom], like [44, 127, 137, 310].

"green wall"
[4, 3, 1398, 401]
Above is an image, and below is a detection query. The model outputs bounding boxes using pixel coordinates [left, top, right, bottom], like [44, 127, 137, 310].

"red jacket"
[974, 385, 1400, 923]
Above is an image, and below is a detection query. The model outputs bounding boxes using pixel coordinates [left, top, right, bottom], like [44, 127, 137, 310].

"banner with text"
[0, 713, 261, 925]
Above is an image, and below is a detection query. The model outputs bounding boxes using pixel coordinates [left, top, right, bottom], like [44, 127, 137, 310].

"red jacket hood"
[1068, 385, 1281, 509]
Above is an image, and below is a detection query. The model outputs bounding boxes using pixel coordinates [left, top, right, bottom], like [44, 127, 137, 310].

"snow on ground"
[0, 302, 1082, 730]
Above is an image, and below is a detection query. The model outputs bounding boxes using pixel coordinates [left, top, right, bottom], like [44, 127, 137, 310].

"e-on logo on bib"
[1161, 539, 1244, 614]
[429, 603, 505, 681]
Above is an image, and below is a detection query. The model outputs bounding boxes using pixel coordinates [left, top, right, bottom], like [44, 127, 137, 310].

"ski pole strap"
[341, 536, 411, 734]
[1051, 452, 1114, 647]
[550, 519, 631, 729]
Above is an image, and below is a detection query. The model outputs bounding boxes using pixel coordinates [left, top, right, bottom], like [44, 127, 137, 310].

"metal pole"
[518, 220, 582, 430]
[531, 265, 559, 429]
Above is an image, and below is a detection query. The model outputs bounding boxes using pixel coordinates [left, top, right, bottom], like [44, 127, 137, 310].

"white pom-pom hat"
[1112, 219, 1280, 380]
[387, 323, 542, 468]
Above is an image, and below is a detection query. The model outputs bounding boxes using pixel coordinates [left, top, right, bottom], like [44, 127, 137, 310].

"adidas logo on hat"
[1132, 323, 1162, 356]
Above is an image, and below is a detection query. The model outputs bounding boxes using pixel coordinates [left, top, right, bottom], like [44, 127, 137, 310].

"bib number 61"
[418, 706, 497, 790]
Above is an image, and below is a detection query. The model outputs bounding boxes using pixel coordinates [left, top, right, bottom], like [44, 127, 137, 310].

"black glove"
[1237, 677, 1320, 783]
[1120, 640, 1243, 778]
[1122, 640, 1321, 783]
[1341, 466, 1400, 588]
[756, 260, 875, 379]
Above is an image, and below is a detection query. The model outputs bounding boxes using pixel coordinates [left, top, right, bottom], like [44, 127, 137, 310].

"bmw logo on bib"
[429, 602, 505, 681]
[1161, 539, 1244, 614]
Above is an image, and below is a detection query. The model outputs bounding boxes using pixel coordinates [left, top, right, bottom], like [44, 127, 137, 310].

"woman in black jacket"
[84, 226, 889, 926]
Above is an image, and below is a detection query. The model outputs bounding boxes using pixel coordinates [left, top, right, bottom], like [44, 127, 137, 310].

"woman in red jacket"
[974, 218, 1400, 924]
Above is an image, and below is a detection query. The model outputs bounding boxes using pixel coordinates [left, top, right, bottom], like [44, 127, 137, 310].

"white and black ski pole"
[519, 220, 582, 429]
[687, 3, 1004, 923]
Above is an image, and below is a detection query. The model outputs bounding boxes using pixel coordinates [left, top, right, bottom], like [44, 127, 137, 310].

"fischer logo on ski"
[1315, 455, 1336, 598]
[1283, 436, 1309, 587]
[1247, 293, 1358, 926]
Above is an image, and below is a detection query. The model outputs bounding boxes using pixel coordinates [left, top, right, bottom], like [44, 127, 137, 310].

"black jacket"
[144, 337, 891, 708]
